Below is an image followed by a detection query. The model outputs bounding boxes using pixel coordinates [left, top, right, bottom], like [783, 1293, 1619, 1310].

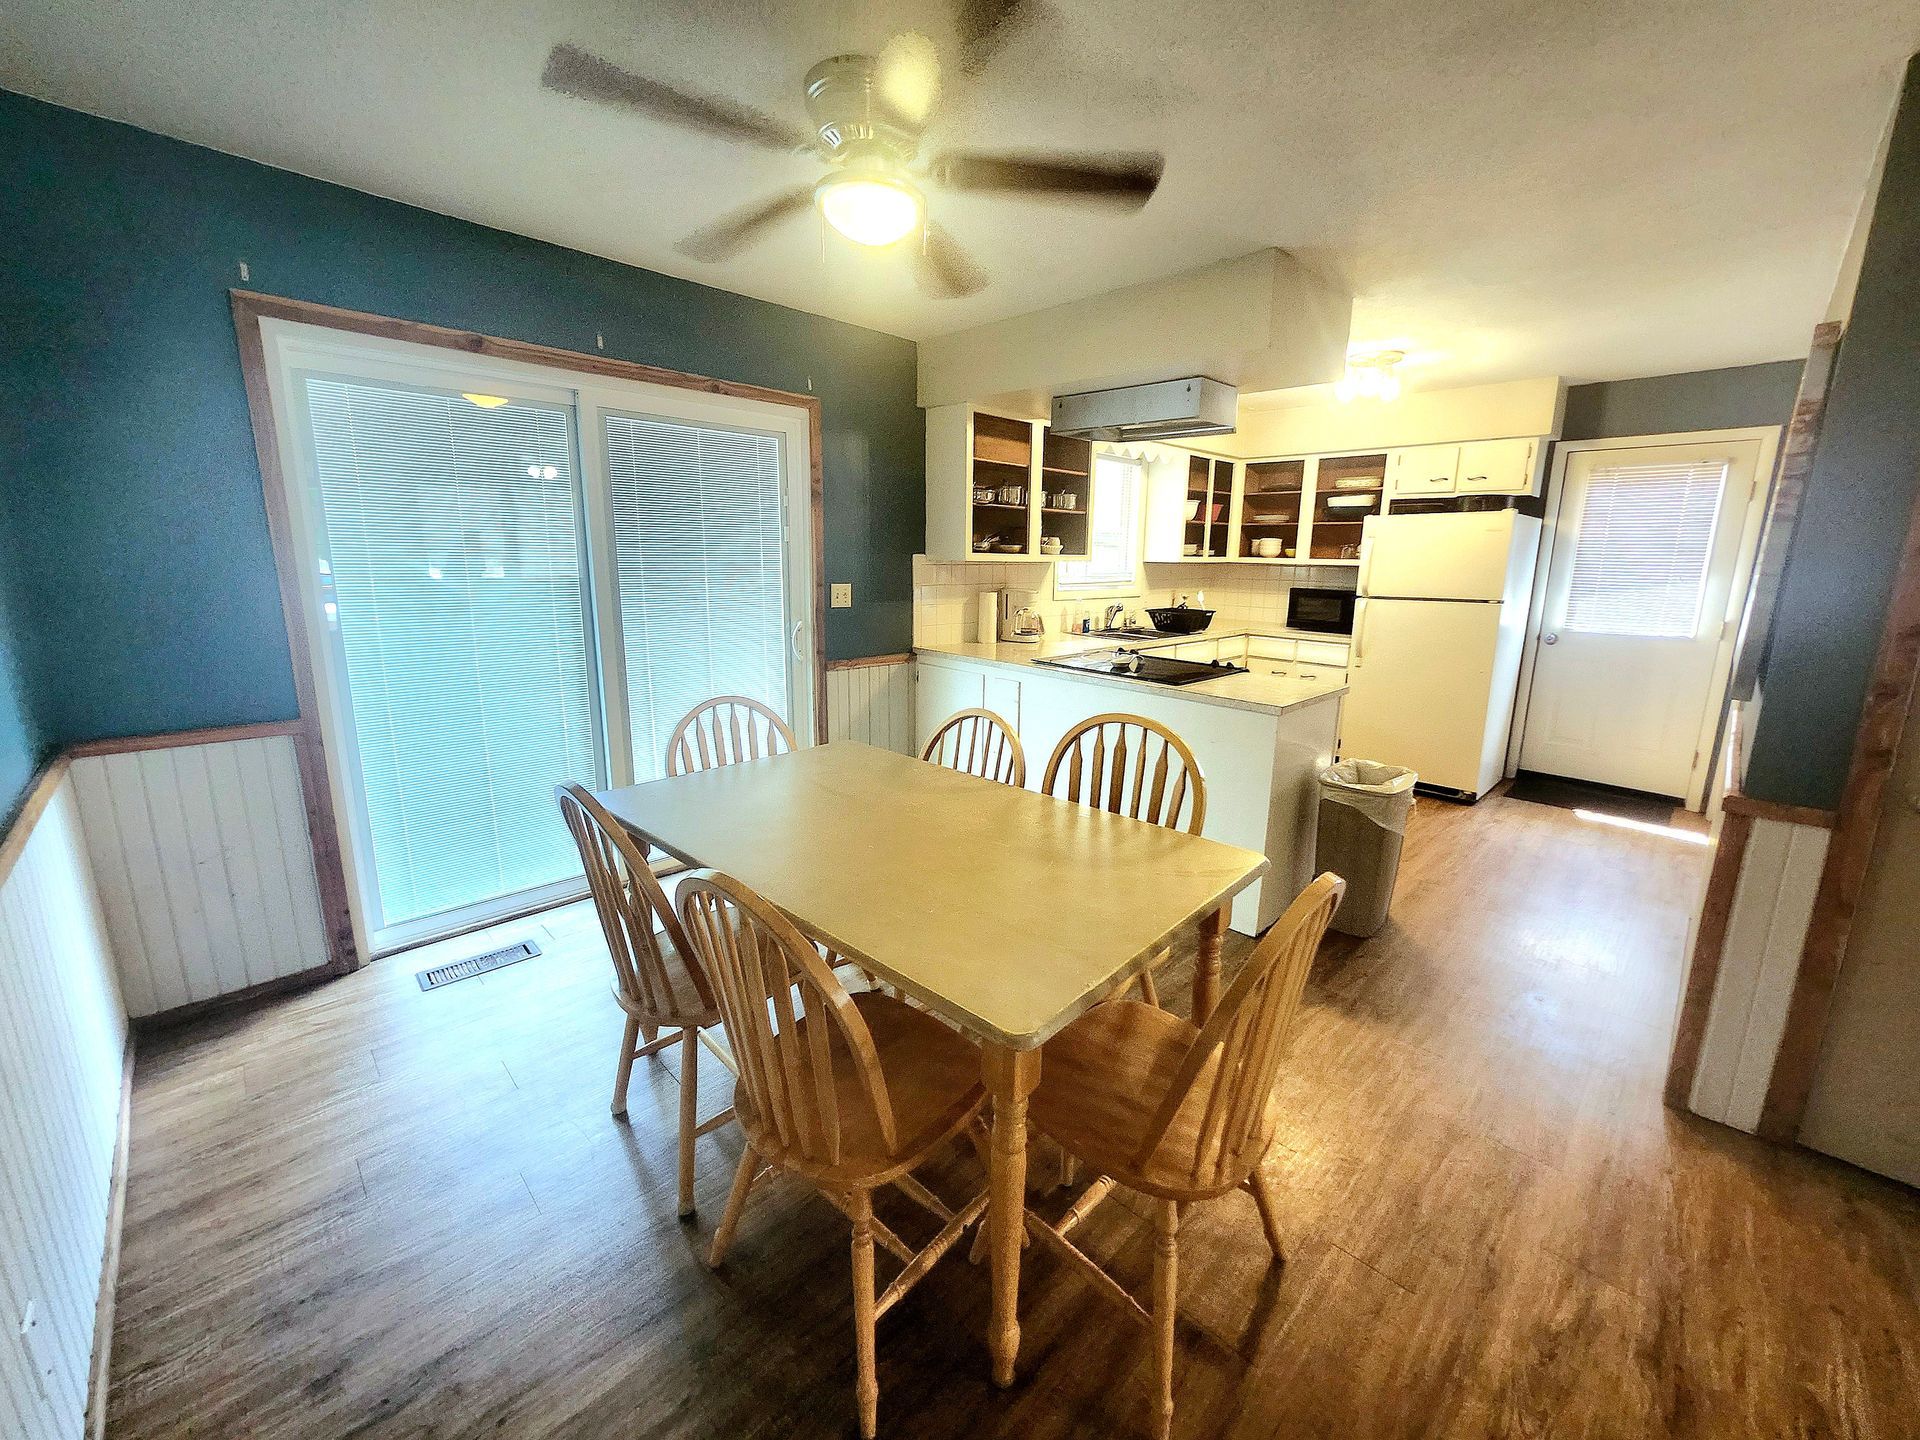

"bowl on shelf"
[1185, 499, 1201, 522]
[992, 540, 1024, 553]
[1040, 536, 1063, 555]
[1332, 475, 1379, 490]
[1325, 494, 1378, 511]
[1253, 538, 1285, 558]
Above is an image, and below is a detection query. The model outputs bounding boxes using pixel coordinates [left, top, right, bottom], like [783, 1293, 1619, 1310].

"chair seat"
[735, 993, 985, 1186]
[611, 934, 719, 1031]
[1031, 999, 1275, 1201]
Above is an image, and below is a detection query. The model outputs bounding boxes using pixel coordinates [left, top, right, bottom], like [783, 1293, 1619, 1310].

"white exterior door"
[1520, 439, 1762, 797]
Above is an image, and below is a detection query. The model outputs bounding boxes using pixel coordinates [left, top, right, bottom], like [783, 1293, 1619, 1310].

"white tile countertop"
[914, 630, 1349, 718]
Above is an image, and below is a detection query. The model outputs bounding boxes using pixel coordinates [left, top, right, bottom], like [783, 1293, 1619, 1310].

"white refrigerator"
[1342, 510, 1541, 799]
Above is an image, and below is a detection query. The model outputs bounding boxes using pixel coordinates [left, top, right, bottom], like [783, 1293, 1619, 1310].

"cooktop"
[1032, 648, 1249, 687]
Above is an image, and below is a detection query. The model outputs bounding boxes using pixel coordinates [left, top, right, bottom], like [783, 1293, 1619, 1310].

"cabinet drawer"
[1296, 639, 1351, 666]
[1456, 438, 1539, 495]
[1174, 640, 1219, 662]
[1388, 444, 1459, 495]
[1247, 636, 1297, 660]
[1294, 666, 1346, 686]
[1250, 659, 1294, 678]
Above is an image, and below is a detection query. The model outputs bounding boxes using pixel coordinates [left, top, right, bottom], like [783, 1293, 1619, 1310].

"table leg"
[983, 1044, 1041, 1388]
[1193, 903, 1228, 1024]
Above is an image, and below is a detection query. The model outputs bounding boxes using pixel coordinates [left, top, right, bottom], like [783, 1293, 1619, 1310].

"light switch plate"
[830, 583, 853, 609]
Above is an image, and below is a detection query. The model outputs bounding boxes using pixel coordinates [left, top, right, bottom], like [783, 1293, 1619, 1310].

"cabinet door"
[1387, 444, 1459, 495]
[1248, 636, 1298, 661]
[915, 664, 986, 753]
[983, 673, 1022, 731]
[1456, 438, 1540, 495]
[1297, 639, 1351, 666]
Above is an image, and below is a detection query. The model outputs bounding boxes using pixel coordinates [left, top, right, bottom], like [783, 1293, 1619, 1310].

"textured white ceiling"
[4, 0, 1917, 391]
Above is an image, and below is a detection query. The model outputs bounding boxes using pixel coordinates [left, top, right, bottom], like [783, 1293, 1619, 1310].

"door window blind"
[603, 412, 790, 781]
[1564, 458, 1729, 638]
[303, 377, 601, 927]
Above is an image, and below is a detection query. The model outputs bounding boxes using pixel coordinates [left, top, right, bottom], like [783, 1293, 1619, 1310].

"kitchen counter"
[913, 631, 1349, 716]
[914, 632, 1347, 935]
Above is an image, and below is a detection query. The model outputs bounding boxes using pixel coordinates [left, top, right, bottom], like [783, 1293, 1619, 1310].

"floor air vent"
[417, 939, 541, 991]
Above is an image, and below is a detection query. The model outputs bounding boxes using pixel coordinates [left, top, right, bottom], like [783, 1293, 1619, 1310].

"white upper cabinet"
[1386, 444, 1461, 495]
[1455, 437, 1543, 495]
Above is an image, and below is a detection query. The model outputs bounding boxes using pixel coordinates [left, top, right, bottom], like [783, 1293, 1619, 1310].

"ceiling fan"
[539, 2, 1164, 298]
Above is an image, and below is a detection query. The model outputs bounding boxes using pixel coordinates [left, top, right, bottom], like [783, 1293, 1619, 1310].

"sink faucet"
[1103, 603, 1125, 629]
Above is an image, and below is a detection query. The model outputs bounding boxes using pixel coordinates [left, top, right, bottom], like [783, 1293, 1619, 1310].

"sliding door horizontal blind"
[604, 412, 790, 781]
[303, 377, 601, 929]
[1565, 457, 1730, 638]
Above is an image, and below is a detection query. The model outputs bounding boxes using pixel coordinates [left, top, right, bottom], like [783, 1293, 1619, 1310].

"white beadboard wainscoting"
[0, 773, 129, 1440]
[825, 659, 916, 754]
[1686, 812, 1832, 1132]
[69, 734, 330, 1020]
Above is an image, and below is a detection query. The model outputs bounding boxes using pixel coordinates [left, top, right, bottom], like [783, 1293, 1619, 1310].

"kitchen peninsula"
[915, 630, 1347, 932]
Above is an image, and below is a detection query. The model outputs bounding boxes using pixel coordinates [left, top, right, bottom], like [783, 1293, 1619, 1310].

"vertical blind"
[304, 377, 601, 927]
[603, 412, 790, 782]
[1564, 458, 1729, 638]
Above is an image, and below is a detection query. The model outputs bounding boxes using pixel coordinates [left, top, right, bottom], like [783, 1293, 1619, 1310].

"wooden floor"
[109, 793, 1920, 1438]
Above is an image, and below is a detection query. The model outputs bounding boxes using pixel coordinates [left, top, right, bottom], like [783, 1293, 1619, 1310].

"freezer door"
[1341, 598, 1508, 796]
[1358, 510, 1530, 601]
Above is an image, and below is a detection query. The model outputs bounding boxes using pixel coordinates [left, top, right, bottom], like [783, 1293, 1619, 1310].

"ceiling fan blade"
[955, 0, 1031, 73]
[675, 187, 816, 263]
[931, 150, 1165, 208]
[542, 43, 810, 152]
[913, 223, 989, 299]
[876, 31, 941, 130]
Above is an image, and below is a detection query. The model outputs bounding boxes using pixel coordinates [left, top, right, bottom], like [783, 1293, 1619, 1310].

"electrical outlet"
[830, 583, 853, 609]
[19, 1301, 55, 1399]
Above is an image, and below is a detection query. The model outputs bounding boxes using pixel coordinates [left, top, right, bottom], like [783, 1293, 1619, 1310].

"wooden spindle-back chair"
[665, 695, 797, 776]
[676, 870, 989, 1439]
[1022, 873, 1344, 1439]
[555, 784, 736, 1216]
[1042, 713, 1208, 1004]
[921, 707, 1027, 787]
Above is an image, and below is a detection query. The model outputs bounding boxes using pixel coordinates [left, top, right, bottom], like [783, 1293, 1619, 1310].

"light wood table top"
[593, 742, 1268, 1049]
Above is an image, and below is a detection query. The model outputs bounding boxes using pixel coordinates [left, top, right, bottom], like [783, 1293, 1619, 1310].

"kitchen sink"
[1090, 626, 1167, 639]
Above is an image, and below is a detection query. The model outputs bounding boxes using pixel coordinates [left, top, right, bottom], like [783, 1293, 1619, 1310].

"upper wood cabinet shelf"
[926, 405, 1094, 563]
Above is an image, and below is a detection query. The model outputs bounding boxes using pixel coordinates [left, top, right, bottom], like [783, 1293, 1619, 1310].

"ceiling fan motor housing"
[805, 54, 920, 163]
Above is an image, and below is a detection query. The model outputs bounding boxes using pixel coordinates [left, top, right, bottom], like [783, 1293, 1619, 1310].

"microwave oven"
[1286, 586, 1356, 635]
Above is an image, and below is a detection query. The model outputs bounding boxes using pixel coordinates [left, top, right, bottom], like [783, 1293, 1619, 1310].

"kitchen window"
[1054, 453, 1144, 597]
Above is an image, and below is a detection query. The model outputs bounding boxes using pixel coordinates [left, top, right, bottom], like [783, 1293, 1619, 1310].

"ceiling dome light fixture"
[815, 167, 924, 247]
[1335, 350, 1406, 404]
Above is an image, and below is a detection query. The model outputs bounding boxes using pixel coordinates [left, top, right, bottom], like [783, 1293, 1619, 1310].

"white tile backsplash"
[911, 554, 1356, 643]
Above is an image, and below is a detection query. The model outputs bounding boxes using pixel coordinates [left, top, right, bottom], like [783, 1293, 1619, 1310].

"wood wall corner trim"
[85, 1031, 134, 1440]
[1757, 461, 1920, 1141]
[1720, 792, 1837, 829]
[827, 653, 914, 671]
[1664, 809, 1753, 1110]
[0, 754, 72, 891]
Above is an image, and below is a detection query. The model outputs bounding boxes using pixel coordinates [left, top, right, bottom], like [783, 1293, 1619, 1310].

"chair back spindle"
[1041, 713, 1208, 834]
[666, 696, 798, 776]
[921, 708, 1027, 787]
[556, 783, 714, 1026]
[1137, 873, 1344, 1189]
[677, 871, 899, 1169]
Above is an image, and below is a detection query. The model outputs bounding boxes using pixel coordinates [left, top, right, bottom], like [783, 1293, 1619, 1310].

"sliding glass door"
[268, 325, 815, 953]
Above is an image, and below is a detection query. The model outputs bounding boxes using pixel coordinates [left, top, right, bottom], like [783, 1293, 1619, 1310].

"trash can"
[1314, 760, 1417, 937]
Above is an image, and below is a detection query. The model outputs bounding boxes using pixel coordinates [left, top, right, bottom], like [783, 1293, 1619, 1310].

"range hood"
[1050, 377, 1238, 442]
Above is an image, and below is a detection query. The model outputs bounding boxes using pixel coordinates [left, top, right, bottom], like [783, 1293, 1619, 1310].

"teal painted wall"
[0, 551, 45, 821]
[0, 88, 922, 762]
[1561, 361, 1804, 443]
[1746, 55, 1920, 810]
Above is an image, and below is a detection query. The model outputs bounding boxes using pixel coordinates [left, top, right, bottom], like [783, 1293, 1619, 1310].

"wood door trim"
[229, 289, 832, 970]
[1758, 468, 1920, 1140]
[1664, 807, 1753, 1109]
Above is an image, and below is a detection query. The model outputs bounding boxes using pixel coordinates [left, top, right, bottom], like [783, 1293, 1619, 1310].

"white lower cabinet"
[915, 660, 985, 754]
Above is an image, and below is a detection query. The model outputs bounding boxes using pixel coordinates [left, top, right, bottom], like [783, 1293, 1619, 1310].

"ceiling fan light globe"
[816, 174, 922, 247]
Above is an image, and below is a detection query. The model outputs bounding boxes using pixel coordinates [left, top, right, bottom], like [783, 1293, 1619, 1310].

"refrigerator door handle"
[1353, 598, 1369, 667]
[1357, 534, 1375, 595]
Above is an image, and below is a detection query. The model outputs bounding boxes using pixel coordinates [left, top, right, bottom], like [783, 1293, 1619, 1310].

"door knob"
[1543, 632, 1559, 645]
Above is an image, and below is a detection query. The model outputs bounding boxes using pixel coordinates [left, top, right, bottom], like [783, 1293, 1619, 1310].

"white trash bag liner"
[1318, 760, 1417, 833]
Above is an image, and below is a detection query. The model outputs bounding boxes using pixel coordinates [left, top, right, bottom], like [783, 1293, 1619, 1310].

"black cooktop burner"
[1033, 648, 1249, 687]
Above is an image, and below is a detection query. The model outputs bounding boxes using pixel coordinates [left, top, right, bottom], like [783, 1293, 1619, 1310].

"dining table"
[592, 740, 1269, 1386]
